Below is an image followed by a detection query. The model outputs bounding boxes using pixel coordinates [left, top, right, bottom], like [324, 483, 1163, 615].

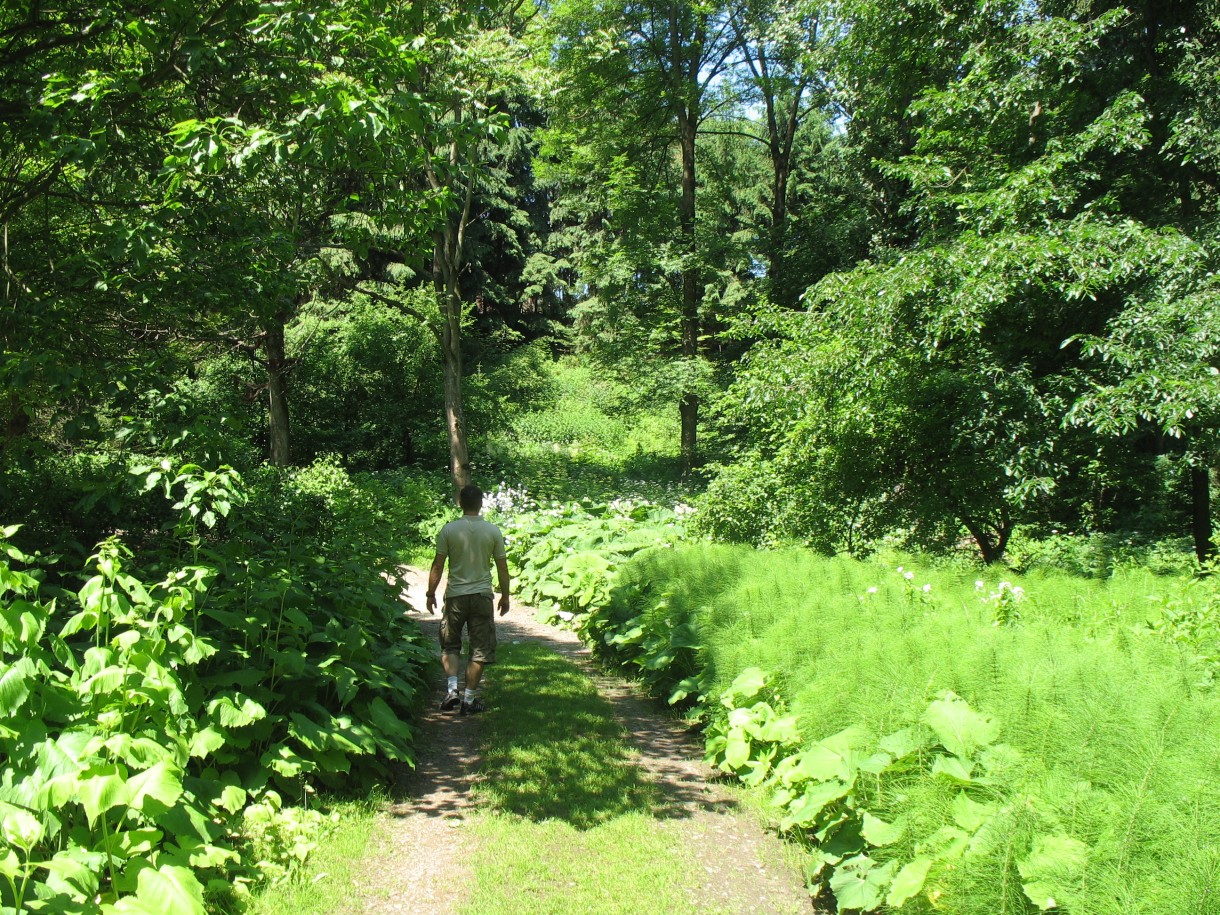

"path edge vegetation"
[498, 499, 1220, 915]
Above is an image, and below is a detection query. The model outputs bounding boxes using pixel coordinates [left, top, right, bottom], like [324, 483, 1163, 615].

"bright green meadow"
[572, 544, 1220, 915]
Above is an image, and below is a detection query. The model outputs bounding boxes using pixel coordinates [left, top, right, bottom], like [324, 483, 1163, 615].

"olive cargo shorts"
[439, 592, 497, 664]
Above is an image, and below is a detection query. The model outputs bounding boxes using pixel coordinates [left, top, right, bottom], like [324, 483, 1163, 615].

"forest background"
[2, 0, 1219, 913]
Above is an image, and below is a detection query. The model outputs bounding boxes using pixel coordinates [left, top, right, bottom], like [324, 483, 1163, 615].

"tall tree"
[156, 0, 437, 464]
[707, 3, 1219, 561]
[544, 0, 738, 471]
[387, 5, 538, 491]
[725, 0, 828, 307]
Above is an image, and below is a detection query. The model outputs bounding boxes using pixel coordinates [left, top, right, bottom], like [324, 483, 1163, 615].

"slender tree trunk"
[441, 288, 471, 492]
[678, 107, 700, 473]
[769, 157, 790, 305]
[435, 222, 472, 493]
[265, 312, 291, 466]
[1191, 463, 1215, 564]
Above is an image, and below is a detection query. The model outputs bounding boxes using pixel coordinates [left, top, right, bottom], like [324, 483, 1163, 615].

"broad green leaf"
[862, 812, 904, 847]
[829, 855, 895, 912]
[858, 752, 894, 775]
[923, 692, 999, 759]
[1019, 835, 1089, 911]
[112, 828, 163, 859]
[951, 793, 995, 832]
[133, 864, 206, 915]
[0, 657, 35, 715]
[1, 806, 44, 848]
[878, 727, 923, 760]
[720, 667, 767, 706]
[124, 761, 183, 812]
[169, 836, 239, 868]
[794, 727, 869, 784]
[0, 848, 21, 879]
[930, 754, 975, 784]
[778, 779, 850, 830]
[207, 694, 266, 727]
[752, 710, 800, 744]
[723, 732, 752, 769]
[217, 785, 247, 814]
[366, 697, 413, 744]
[188, 727, 225, 759]
[78, 765, 127, 824]
[886, 857, 932, 908]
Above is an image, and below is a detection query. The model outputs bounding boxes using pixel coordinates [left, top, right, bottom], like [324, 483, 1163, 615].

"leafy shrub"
[0, 455, 433, 912]
[487, 490, 690, 628]
[288, 297, 445, 470]
[1004, 528, 1197, 577]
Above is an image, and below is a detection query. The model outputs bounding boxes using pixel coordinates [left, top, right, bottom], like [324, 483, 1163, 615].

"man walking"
[426, 484, 510, 715]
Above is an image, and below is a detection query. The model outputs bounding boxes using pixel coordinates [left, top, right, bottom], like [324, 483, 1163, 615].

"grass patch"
[461, 814, 732, 915]
[473, 642, 661, 826]
[244, 792, 385, 915]
[460, 642, 734, 915]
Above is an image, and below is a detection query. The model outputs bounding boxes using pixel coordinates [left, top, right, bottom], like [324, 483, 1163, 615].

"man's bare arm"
[495, 556, 510, 615]
[426, 553, 445, 613]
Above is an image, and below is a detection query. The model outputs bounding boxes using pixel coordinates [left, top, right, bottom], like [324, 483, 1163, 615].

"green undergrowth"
[244, 792, 384, 915]
[485, 492, 691, 627]
[479, 355, 684, 501]
[459, 641, 736, 915]
[569, 544, 1220, 914]
[0, 456, 432, 913]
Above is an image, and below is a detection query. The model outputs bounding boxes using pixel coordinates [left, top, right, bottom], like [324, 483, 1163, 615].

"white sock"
[448, 676, 458, 692]
[464, 687, 477, 702]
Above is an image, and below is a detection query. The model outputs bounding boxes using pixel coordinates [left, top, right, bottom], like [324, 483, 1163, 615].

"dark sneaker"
[441, 689, 461, 712]
[459, 697, 485, 716]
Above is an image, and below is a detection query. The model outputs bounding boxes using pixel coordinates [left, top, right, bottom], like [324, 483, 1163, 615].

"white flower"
[896, 566, 904, 573]
[975, 580, 985, 591]
[1011, 586, 1025, 599]
[904, 571, 915, 580]
[922, 584, 931, 593]
[866, 586, 879, 594]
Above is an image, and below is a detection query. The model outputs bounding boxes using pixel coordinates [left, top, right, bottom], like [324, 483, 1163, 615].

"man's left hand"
[498, 594, 510, 616]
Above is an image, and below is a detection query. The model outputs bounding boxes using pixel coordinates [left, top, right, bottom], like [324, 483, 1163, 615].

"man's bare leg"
[465, 659, 485, 690]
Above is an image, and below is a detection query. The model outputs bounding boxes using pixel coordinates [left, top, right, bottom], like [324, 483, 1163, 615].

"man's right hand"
[426, 591, 437, 614]
[498, 594, 510, 616]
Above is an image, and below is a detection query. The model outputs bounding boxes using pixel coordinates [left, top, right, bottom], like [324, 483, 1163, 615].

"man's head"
[458, 484, 483, 513]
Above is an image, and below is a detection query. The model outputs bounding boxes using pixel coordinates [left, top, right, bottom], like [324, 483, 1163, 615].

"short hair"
[458, 484, 483, 512]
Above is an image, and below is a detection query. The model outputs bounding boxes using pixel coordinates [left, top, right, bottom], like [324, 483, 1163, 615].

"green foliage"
[288, 296, 445, 470]
[585, 542, 1220, 913]
[481, 355, 685, 500]
[0, 453, 433, 911]
[489, 491, 690, 630]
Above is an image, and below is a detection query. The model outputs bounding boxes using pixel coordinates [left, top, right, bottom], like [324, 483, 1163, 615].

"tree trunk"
[769, 157, 790, 305]
[1191, 463, 1215, 565]
[962, 513, 1011, 565]
[265, 312, 291, 466]
[441, 291, 471, 492]
[678, 106, 700, 474]
[435, 224, 471, 494]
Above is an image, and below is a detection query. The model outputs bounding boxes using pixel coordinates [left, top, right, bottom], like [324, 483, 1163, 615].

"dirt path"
[348, 567, 812, 914]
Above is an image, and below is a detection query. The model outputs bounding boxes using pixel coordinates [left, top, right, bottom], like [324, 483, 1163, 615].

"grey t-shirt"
[436, 515, 507, 598]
